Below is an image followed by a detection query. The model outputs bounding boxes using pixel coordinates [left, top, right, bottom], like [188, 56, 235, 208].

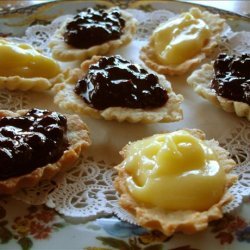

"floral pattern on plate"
[0, 199, 66, 250]
[0, 1, 249, 250]
[1, 197, 250, 250]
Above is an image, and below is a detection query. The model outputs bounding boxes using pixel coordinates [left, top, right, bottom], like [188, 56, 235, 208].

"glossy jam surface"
[0, 109, 68, 180]
[211, 53, 250, 105]
[123, 130, 226, 211]
[64, 8, 125, 49]
[151, 12, 211, 65]
[75, 55, 168, 110]
[0, 39, 61, 78]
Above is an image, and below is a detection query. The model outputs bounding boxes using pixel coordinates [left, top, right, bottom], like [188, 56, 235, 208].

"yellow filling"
[0, 39, 61, 78]
[124, 130, 226, 211]
[151, 12, 211, 65]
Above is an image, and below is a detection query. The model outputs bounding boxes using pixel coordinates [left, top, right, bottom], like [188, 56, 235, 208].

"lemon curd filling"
[0, 39, 61, 78]
[123, 130, 226, 211]
[151, 12, 211, 65]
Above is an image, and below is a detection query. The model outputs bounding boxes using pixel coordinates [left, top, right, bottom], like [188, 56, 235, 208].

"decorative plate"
[0, 1, 249, 250]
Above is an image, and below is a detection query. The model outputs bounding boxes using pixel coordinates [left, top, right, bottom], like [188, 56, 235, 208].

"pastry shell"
[187, 63, 250, 120]
[49, 8, 137, 62]
[0, 73, 63, 92]
[140, 8, 225, 76]
[0, 109, 91, 195]
[0, 38, 63, 91]
[52, 56, 183, 123]
[114, 129, 237, 236]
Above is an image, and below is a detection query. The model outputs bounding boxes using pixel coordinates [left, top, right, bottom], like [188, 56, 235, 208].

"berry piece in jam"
[211, 53, 250, 105]
[0, 108, 68, 180]
[64, 8, 125, 49]
[74, 55, 169, 110]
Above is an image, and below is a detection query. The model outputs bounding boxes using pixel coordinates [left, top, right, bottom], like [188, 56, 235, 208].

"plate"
[0, 1, 249, 250]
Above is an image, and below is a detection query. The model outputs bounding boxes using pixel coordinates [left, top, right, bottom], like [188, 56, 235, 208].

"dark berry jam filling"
[74, 55, 169, 110]
[211, 53, 250, 105]
[0, 109, 68, 180]
[64, 8, 125, 49]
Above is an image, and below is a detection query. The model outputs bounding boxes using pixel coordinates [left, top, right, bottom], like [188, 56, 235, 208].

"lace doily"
[14, 122, 250, 224]
[0, 89, 30, 111]
[2, 9, 249, 223]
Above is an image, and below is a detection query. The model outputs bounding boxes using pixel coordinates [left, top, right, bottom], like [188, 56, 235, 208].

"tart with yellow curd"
[0, 39, 62, 91]
[52, 55, 183, 123]
[0, 108, 91, 195]
[49, 7, 137, 62]
[115, 129, 237, 236]
[140, 8, 225, 76]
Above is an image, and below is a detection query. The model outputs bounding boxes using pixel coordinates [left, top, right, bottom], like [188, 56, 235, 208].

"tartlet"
[49, 7, 137, 62]
[0, 109, 91, 195]
[115, 129, 236, 236]
[52, 55, 183, 123]
[187, 54, 250, 120]
[0, 39, 62, 91]
[140, 7, 225, 76]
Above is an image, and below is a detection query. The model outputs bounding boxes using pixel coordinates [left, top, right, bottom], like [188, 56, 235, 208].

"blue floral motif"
[97, 218, 147, 238]
[236, 226, 250, 243]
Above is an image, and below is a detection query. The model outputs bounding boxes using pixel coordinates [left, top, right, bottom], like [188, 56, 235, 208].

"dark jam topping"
[74, 55, 169, 110]
[0, 109, 68, 180]
[64, 8, 125, 49]
[211, 53, 250, 105]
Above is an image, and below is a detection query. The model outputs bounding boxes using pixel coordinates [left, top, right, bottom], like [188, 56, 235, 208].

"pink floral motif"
[10, 206, 62, 240]
[0, 205, 66, 250]
[35, 210, 55, 224]
[30, 221, 52, 239]
[210, 214, 249, 245]
[12, 217, 32, 237]
[215, 232, 234, 244]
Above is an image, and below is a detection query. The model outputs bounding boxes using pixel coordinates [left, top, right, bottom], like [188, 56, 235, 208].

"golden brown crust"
[52, 56, 183, 123]
[140, 8, 225, 76]
[0, 73, 63, 92]
[49, 8, 137, 62]
[114, 129, 237, 236]
[0, 110, 91, 195]
[187, 63, 250, 120]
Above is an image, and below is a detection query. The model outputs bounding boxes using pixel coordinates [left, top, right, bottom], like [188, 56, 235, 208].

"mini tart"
[114, 129, 236, 236]
[49, 8, 137, 62]
[0, 109, 91, 195]
[140, 8, 225, 76]
[52, 56, 183, 123]
[0, 39, 63, 91]
[187, 63, 250, 120]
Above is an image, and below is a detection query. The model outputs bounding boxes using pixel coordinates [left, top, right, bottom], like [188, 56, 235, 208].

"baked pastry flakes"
[115, 129, 236, 236]
[0, 39, 62, 91]
[53, 55, 183, 123]
[187, 53, 250, 120]
[140, 7, 225, 76]
[0, 108, 91, 195]
[49, 7, 137, 62]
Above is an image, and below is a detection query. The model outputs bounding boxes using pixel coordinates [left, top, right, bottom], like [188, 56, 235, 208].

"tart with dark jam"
[64, 8, 125, 49]
[52, 55, 183, 123]
[0, 109, 68, 180]
[187, 53, 250, 120]
[74, 55, 168, 110]
[211, 53, 250, 105]
[49, 7, 137, 62]
[0, 108, 91, 194]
